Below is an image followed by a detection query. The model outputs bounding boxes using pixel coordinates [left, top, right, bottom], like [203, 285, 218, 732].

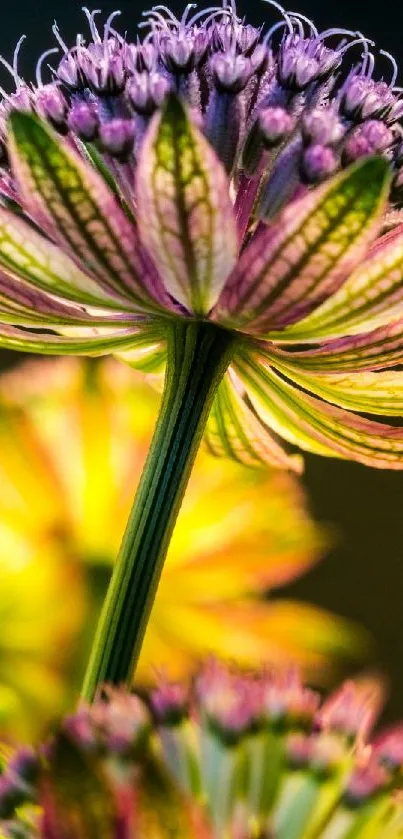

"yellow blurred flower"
[0, 358, 363, 737]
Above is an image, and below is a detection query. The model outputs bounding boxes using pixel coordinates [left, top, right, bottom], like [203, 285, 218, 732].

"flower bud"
[98, 119, 136, 159]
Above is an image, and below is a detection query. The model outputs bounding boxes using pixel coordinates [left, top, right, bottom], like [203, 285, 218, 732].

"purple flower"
[1, 664, 403, 838]
[0, 3, 402, 470]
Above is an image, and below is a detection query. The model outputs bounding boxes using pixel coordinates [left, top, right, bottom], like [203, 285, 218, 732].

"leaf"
[275, 223, 403, 342]
[42, 732, 117, 839]
[216, 157, 390, 333]
[236, 352, 403, 469]
[8, 112, 169, 312]
[136, 95, 238, 315]
[0, 323, 160, 356]
[205, 369, 303, 471]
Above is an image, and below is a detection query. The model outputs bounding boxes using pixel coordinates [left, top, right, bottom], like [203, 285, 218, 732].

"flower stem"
[82, 321, 236, 701]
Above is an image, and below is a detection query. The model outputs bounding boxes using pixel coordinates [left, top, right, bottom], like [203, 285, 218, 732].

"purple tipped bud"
[160, 35, 196, 74]
[344, 761, 388, 807]
[151, 681, 189, 726]
[263, 670, 319, 727]
[360, 119, 394, 152]
[316, 681, 380, 741]
[342, 132, 373, 165]
[341, 77, 395, 121]
[197, 661, 262, 742]
[373, 725, 403, 771]
[259, 107, 295, 147]
[125, 43, 158, 74]
[126, 73, 171, 116]
[211, 53, 253, 94]
[277, 37, 338, 91]
[310, 733, 346, 777]
[301, 145, 338, 184]
[98, 119, 136, 159]
[35, 84, 68, 131]
[302, 108, 344, 146]
[57, 52, 83, 91]
[68, 102, 99, 142]
[286, 734, 313, 768]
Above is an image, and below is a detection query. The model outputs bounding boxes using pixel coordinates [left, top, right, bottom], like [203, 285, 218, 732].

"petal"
[275, 223, 403, 342]
[236, 352, 403, 468]
[8, 111, 169, 312]
[273, 318, 403, 372]
[0, 202, 133, 309]
[216, 157, 389, 333]
[0, 323, 159, 356]
[136, 95, 238, 315]
[263, 353, 403, 416]
[205, 368, 303, 472]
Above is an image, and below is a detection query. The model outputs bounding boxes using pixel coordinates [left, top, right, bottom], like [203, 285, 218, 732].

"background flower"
[0, 358, 362, 738]
[1, 663, 401, 839]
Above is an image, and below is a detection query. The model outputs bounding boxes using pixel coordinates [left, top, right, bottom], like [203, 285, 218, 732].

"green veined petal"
[217, 157, 389, 334]
[275, 224, 403, 342]
[205, 369, 303, 472]
[8, 111, 167, 311]
[236, 352, 403, 469]
[0, 324, 160, 356]
[136, 95, 238, 315]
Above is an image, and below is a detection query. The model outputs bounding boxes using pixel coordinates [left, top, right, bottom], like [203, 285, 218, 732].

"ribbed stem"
[82, 321, 235, 701]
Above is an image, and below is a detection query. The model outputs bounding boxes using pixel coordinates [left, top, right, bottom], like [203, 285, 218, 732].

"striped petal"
[216, 157, 389, 333]
[273, 318, 403, 372]
[136, 95, 238, 315]
[0, 323, 159, 356]
[8, 112, 169, 312]
[236, 352, 403, 469]
[0, 204, 132, 310]
[275, 224, 403, 342]
[205, 369, 303, 472]
[262, 354, 403, 416]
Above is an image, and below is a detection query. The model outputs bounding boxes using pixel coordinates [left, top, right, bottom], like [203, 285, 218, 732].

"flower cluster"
[1, 662, 402, 838]
[0, 3, 401, 468]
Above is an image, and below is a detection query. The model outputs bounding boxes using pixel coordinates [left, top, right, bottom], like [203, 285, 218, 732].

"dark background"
[1, 0, 403, 718]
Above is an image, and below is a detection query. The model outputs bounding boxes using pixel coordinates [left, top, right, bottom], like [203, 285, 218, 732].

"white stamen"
[263, 20, 288, 46]
[13, 35, 26, 83]
[181, 3, 197, 28]
[340, 35, 374, 61]
[52, 22, 69, 54]
[289, 12, 318, 37]
[82, 8, 102, 43]
[0, 44, 24, 89]
[35, 47, 59, 87]
[261, 1, 293, 36]
[104, 10, 122, 42]
[189, 7, 232, 27]
[147, 5, 179, 24]
[380, 50, 399, 88]
[317, 27, 357, 42]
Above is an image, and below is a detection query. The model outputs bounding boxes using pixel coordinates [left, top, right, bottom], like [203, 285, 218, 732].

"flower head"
[0, 3, 402, 468]
[1, 663, 402, 838]
[0, 356, 362, 738]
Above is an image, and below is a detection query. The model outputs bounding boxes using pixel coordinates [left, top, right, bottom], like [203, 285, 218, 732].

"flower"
[0, 3, 401, 470]
[0, 356, 362, 739]
[1, 662, 402, 838]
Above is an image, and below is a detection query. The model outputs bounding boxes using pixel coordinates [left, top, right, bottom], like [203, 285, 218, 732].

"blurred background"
[0, 0, 402, 733]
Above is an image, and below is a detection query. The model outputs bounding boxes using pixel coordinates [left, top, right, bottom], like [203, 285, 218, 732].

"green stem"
[82, 321, 235, 701]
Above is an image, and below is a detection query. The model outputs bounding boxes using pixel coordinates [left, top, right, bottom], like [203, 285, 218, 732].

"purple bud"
[35, 84, 68, 131]
[373, 725, 403, 771]
[259, 106, 295, 147]
[342, 132, 373, 165]
[344, 761, 388, 807]
[341, 76, 395, 121]
[126, 72, 171, 116]
[359, 119, 394, 152]
[151, 681, 189, 725]
[125, 42, 158, 74]
[57, 52, 83, 91]
[301, 145, 338, 184]
[278, 39, 320, 90]
[68, 102, 99, 142]
[210, 53, 253, 94]
[160, 35, 196, 74]
[98, 119, 136, 159]
[302, 108, 344, 147]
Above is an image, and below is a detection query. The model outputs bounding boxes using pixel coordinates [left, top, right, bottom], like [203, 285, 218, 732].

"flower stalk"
[82, 321, 236, 699]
